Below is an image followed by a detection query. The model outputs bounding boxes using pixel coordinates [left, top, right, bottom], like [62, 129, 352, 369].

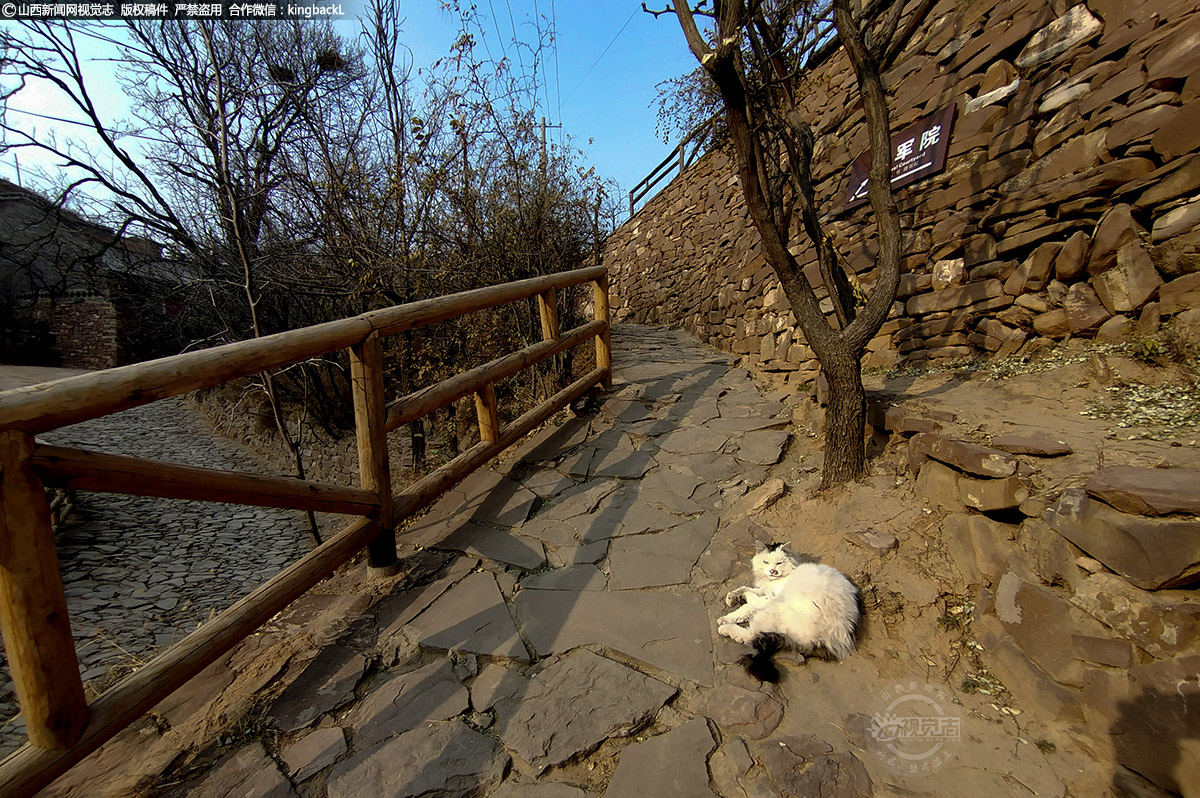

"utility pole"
[539, 116, 563, 179]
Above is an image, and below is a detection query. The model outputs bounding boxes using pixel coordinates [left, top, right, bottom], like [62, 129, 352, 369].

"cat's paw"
[725, 587, 748, 608]
[718, 623, 753, 645]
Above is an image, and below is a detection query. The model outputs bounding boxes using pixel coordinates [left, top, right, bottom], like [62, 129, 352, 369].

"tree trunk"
[820, 345, 866, 488]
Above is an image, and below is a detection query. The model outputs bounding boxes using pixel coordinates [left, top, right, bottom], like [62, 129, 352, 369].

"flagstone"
[538, 480, 621, 522]
[181, 743, 296, 798]
[641, 466, 703, 498]
[281, 728, 346, 783]
[523, 564, 608, 591]
[469, 662, 527, 712]
[732, 430, 790, 465]
[508, 416, 593, 463]
[326, 721, 508, 798]
[547, 540, 609, 567]
[642, 487, 706, 515]
[658, 428, 730, 456]
[706, 416, 789, 432]
[518, 517, 586, 548]
[408, 572, 530, 661]
[604, 718, 719, 798]
[494, 649, 677, 774]
[516, 467, 578, 499]
[374, 557, 476, 661]
[589, 449, 658, 479]
[513, 588, 715, 685]
[268, 646, 365, 733]
[347, 658, 469, 748]
[607, 514, 718, 590]
[416, 520, 546, 571]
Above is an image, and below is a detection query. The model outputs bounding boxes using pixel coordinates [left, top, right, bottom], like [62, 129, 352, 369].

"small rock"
[849, 531, 899, 554]
[729, 479, 786, 520]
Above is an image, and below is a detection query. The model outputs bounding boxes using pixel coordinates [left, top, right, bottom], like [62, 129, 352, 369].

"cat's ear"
[778, 541, 791, 552]
[755, 541, 768, 552]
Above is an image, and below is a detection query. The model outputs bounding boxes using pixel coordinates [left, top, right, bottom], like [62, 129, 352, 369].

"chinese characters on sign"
[844, 103, 957, 211]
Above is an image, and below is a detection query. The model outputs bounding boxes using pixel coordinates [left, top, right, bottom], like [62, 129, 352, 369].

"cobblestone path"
[0, 382, 310, 757]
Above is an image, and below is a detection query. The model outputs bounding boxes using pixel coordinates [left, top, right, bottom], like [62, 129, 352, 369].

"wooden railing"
[628, 114, 717, 218]
[0, 265, 612, 796]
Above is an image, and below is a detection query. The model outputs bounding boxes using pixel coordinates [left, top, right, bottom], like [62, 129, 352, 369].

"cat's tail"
[742, 632, 788, 683]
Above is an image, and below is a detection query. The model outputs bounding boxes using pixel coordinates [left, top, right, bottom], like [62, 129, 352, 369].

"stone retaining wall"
[604, 0, 1200, 378]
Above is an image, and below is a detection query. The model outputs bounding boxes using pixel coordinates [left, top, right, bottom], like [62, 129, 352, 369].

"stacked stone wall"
[604, 0, 1200, 379]
[45, 296, 119, 370]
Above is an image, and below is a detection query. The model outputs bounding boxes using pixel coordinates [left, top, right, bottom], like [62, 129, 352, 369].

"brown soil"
[739, 347, 1199, 796]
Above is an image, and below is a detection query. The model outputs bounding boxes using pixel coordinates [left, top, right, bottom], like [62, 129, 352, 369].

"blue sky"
[0, 2, 703, 219]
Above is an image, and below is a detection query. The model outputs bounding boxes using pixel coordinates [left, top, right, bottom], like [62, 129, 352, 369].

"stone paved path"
[39, 324, 816, 797]
[0, 373, 310, 758]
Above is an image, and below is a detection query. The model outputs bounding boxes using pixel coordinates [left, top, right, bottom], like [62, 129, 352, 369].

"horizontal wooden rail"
[384, 319, 606, 433]
[33, 446, 381, 515]
[391, 367, 607, 522]
[0, 266, 613, 796]
[361, 265, 605, 338]
[0, 368, 608, 796]
[0, 515, 380, 797]
[0, 265, 606, 435]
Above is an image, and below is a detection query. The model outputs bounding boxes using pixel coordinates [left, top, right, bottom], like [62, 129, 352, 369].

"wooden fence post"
[349, 333, 397, 576]
[0, 430, 88, 749]
[537, 289, 560, 341]
[593, 274, 612, 389]
[474, 384, 500, 444]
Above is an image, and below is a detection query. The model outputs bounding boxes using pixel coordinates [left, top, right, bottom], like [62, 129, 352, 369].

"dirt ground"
[734, 344, 1200, 796]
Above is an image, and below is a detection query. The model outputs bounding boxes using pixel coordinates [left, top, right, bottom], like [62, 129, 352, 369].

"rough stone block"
[1151, 96, 1200, 160]
[910, 432, 1018, 478]
[915, 458, 960, 506]
[944, 512, 1019, 585]
[1015, 5, 1102, 69]
[1086, 465, 1200, 516]
[1032, 308, 1071, 337]
[1044, 489, 1200, 589]
[1073, 571, 1200, 657]
[1093, 242, 1163, 313]
[1064, 282, 1112, 333]
[1089, 204, 1144, 276]
[1082, 656, 1200, 797]
[1159, 272, 1200, 316]
[993, 572, 1087, 686]
[905, 279, 1003, 315]
[959, 474, 1028, 512]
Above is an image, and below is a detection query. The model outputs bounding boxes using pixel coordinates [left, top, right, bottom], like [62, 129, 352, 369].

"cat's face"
[752, 547, 797, 580]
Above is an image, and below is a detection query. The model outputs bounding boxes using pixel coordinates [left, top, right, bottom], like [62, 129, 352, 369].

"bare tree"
[670, 0, 925, 487]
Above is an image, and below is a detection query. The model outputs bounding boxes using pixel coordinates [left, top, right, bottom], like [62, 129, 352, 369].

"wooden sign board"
[844, 103, 957, 211]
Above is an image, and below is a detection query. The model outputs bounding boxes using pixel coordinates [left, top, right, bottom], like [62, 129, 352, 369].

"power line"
[532, 0, 551, 123]
[503, 0, 529, 88]
[559, 5, 638, 114]
[551, 0, 563, 147]
[3, 106, 177, 146]
[486, 0, 509, 60]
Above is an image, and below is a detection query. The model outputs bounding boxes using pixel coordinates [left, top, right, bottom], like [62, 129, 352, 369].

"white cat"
[718, 543, 859, 680]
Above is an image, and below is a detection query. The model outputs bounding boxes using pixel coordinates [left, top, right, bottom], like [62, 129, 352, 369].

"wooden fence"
[0, 265, 612, 796]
